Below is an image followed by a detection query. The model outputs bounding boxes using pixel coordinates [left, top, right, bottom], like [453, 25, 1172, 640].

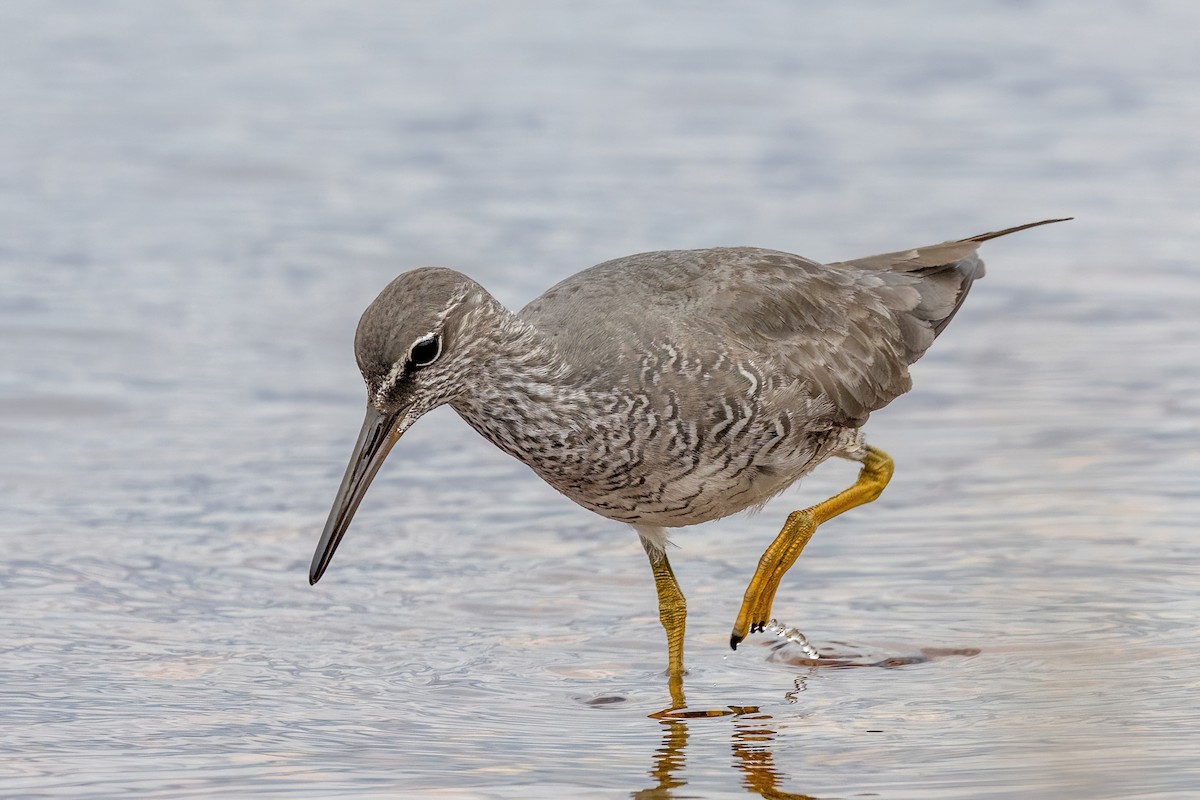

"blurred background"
[1, 1, 1197, 798]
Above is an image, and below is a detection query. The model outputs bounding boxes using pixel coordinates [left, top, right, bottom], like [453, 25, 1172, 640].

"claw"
[730, 631, 744, 650]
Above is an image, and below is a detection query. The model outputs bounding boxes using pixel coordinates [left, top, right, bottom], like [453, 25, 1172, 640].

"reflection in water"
[636, 644, 981, 799]
[731, 711, 818, 800]
[636, 708, 816, 800]
[633, 715, 689, 800]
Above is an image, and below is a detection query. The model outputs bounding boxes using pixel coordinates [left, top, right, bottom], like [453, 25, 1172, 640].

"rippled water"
[2, 2, 1198, 797]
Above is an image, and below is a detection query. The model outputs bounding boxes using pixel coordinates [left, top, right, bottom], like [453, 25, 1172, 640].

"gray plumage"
[309, 217, 1067, 680]
[343, 219, 1066, 554]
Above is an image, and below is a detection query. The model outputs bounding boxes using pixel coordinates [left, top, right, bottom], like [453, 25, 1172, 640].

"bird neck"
[449, 301, 589, 462]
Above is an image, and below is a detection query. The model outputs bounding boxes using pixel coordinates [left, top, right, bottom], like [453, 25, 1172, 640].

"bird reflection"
[632, 715, 690, 800]
[638, 664, 816, 800]
[634, 643, 980, 798]
[730, 711, 819, 800]
[634, 702, 816, 800]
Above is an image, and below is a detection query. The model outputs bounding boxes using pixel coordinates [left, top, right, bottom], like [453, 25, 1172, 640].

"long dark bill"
[309, 406, 404, 585]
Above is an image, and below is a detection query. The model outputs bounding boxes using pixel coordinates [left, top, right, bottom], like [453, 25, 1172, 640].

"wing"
[521, 219, 1069, 427]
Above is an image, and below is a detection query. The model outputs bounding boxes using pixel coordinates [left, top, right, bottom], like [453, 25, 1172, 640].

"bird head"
[309, 267, 493, 585]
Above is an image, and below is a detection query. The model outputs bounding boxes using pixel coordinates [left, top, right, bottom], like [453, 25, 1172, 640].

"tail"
[958, 217, 1074, 244]
[834, 217, 1072, 336]
[936, 217, 1072, 334]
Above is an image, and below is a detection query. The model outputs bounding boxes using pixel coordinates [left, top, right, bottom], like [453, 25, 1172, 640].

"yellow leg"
[730, 445, 895, 649]
[644, 541, 687, 707]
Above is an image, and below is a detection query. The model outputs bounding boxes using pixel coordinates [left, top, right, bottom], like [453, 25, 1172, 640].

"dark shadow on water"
[631, 643, 980, 799]
[767, 642, 982, 670]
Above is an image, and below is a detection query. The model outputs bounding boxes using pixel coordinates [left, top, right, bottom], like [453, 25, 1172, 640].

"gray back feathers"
[522, 219, 1068, 426]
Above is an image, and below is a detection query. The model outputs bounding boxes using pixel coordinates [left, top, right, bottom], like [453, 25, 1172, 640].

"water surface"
[2, 2, 1198, 797]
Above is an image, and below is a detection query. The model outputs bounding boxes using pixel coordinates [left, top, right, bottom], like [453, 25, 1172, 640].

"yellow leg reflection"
[631, 717, 689, 800]
[632, 643, 977, 797]
[731, 712, 818, 800]
[634, 707, 817, 800]
[731, 446, 894, 648]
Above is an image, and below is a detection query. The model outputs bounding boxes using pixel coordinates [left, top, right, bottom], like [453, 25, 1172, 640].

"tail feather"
[834, 217, 1072, 337]
[958, 217, 1074, 244]
[934, 217, 1072, 335]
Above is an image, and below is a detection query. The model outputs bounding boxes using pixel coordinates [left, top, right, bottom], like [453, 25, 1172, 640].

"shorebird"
[308, 218, 1068, 684]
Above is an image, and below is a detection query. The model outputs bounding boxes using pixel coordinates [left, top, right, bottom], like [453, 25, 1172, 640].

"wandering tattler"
[309, 218, 1068, 683]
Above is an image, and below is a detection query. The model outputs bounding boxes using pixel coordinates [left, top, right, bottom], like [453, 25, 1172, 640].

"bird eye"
[408, 334, 441, 368]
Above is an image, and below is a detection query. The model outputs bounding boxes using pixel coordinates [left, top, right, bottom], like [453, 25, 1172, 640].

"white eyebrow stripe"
[381, 330, 439, 391]
[377, 286, 465, 396]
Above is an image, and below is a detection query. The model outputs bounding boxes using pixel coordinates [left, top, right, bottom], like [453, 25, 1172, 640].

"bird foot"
[729, 617, 771, 650]
[730, 585, 776, 649]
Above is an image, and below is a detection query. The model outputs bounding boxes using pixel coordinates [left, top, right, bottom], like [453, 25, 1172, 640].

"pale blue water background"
[2, 1, 1198, 797]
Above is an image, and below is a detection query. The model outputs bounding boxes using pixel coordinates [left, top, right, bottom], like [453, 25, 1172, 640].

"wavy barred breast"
[452, 339, 851, 528]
